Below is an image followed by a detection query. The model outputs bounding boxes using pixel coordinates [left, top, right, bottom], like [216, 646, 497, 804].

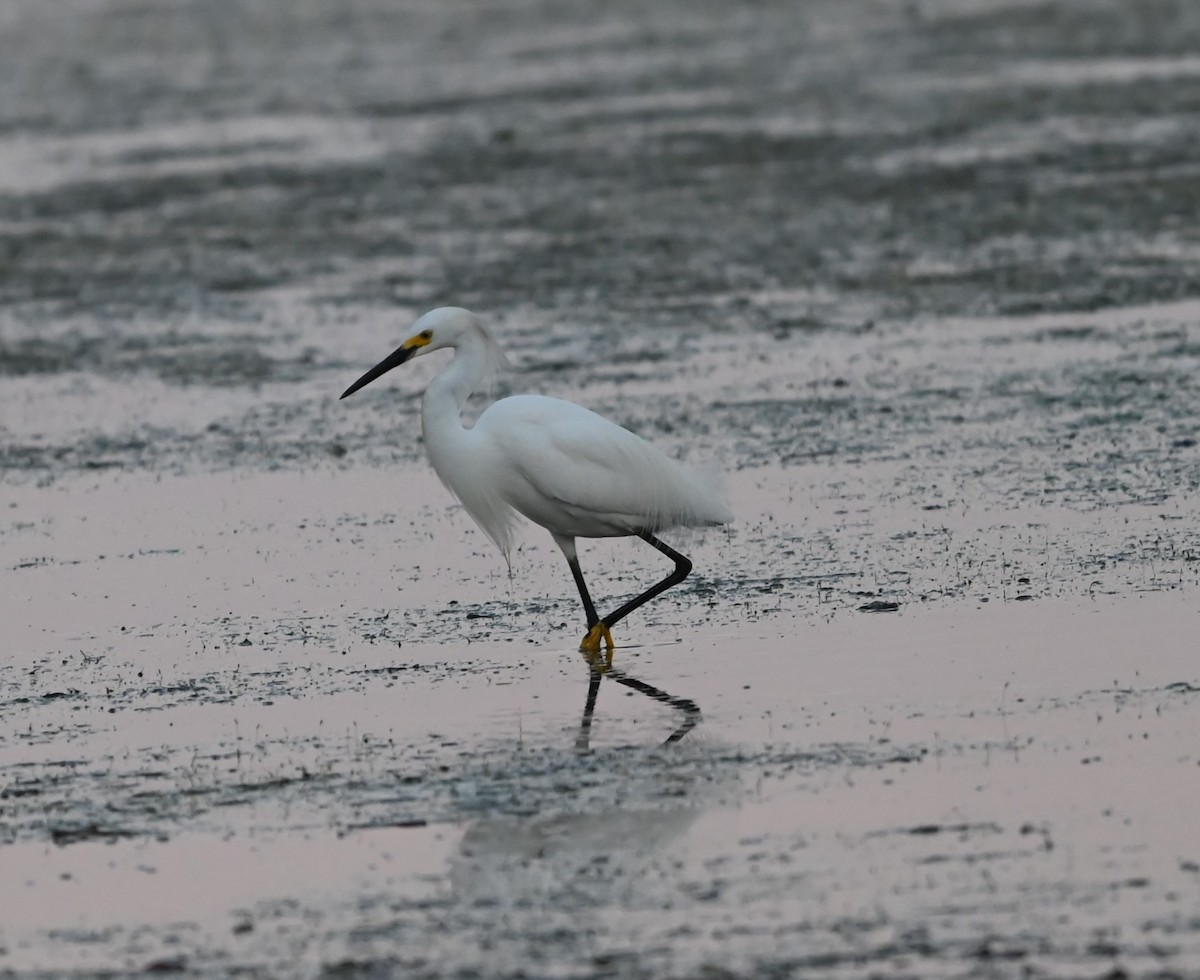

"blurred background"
[5, 0, 1200, 481]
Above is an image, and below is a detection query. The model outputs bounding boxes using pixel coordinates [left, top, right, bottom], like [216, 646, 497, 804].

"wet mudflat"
[3, 0, 1200, 977]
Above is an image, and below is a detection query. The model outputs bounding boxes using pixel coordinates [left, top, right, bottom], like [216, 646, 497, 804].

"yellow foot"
[580, 623, 615, 670]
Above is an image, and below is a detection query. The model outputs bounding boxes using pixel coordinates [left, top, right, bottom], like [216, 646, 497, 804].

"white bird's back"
[470, 394, 730, 546]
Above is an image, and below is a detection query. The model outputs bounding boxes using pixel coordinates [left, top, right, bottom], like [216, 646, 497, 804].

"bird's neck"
[421, 339, 487, 452]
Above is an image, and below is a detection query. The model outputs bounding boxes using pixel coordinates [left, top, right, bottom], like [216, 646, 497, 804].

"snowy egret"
[340, 307, 731, 655]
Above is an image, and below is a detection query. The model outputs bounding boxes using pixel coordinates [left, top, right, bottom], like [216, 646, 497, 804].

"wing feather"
[476, 395, 730, 537]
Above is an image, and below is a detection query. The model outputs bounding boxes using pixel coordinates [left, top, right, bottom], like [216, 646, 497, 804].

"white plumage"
[341, 307, 731, 655]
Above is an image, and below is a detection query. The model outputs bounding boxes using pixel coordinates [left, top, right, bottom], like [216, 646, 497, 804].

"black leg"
[567, 556, 600, 628]
[599, 531, 693, 631]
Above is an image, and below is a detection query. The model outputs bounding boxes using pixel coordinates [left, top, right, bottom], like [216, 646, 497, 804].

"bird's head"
[340, 307, 485, 399]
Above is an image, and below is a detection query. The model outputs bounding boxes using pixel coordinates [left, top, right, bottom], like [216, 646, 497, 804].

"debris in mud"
[49, 823, 139, 847]
[858, 600, 901, 613]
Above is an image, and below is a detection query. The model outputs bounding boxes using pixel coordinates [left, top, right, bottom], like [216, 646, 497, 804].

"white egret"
[340, 307, 731, 655]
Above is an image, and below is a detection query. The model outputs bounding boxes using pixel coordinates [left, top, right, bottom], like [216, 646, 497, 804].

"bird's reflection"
[575, 653, 701, 751]
[445, 653, 704, 899]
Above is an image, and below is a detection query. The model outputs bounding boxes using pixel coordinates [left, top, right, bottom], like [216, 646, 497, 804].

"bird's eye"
[420, 330, 433, 341]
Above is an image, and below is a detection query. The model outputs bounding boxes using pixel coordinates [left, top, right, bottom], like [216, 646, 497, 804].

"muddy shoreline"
[3, 1, 1200, 977]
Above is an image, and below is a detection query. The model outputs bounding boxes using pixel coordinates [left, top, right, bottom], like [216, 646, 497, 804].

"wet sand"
[3, 1, 1200, 977]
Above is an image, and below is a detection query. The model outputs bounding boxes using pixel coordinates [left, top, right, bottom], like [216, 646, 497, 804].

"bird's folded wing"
[489, 406, 707, 531]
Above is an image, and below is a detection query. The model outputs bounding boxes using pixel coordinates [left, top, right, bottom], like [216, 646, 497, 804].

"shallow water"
[3, 0, 1200, 977]
[4, 591, 1199, 976]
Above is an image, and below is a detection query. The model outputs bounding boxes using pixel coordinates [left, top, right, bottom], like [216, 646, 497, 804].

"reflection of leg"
[599, 531, 693, 633]
[576, 653, 702, 748]
[575, 666, 603, 753]
[607, 670, 701, 745]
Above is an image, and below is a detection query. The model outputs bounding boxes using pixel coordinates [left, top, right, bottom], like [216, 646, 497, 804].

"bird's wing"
[478, 396, 720, 534]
